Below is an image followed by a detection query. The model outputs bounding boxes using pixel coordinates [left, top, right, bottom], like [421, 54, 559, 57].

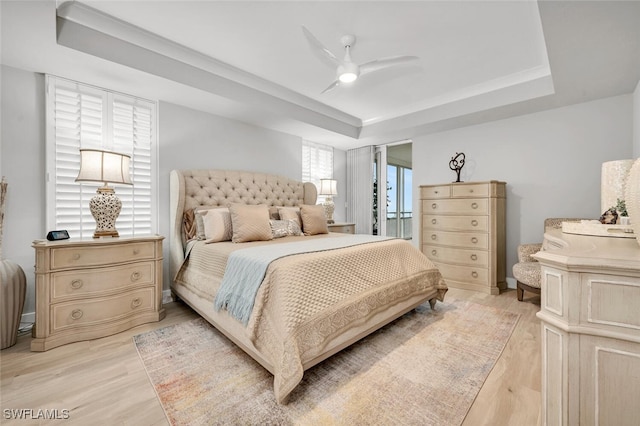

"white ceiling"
[2, 1, 639, 150]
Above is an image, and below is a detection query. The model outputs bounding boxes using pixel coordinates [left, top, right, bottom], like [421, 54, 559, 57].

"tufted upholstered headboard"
[169, 169, 317, 281]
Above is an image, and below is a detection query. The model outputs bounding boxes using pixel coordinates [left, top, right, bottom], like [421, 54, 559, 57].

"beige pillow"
[229, 204, 273, 243]
[201, 208, 233, 243]
[194, 205, 228, 240]
[300, 204, 329, 235]
[277, 206, 301, 227]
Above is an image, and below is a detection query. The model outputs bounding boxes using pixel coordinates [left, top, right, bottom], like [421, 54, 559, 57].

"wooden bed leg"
[428, 298, 437, 310]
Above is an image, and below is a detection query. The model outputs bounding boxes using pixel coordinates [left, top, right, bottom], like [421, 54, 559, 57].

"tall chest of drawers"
[31, 235, 165, 351]
[420, 181, 506, 295]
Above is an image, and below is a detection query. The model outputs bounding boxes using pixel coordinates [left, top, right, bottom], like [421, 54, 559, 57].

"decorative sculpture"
[449, 152, 466, 183]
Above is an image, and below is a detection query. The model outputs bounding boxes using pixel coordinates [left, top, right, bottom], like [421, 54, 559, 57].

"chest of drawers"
[420, 181, 506, 294]
[31, 235, 165, 351]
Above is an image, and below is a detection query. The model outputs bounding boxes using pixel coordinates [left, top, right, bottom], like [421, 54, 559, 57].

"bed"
[169, 169, 447, 403]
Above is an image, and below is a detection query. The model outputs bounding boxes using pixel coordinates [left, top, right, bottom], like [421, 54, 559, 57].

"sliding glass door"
[386, 164, 412, 239]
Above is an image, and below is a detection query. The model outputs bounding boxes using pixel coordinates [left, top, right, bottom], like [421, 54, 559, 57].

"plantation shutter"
[46, 76, 157, 239]
[302, 140, 334, 203]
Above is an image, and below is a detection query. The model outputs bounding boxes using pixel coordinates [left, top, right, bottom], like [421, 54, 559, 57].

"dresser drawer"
[423, 230, 488, 249]
[51, 287, 155, 332]
[51, 262, 154, 302]
[423, 245, 489, 267]
[451, 183, 491, 198]
[50, 242, 155, 269]
[422, 199, 488, 215]
[434, 263, 489, 286]
[420, 185, 451, 199]
[423, 215, 488, 232]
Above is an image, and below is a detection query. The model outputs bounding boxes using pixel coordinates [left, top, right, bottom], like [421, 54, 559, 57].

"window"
[45, 76, 158, 239]
[302, 140, 333, 203]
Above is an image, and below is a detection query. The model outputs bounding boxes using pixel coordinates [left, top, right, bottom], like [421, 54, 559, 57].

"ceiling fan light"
[339, 72, 358, 83]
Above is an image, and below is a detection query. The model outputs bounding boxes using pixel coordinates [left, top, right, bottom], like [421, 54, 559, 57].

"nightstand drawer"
[422, 199, 488, 215]
[51, 287, 155, 332]
[329, 224, 355, 234]
[423, 215, 488, 232]
[51, 262, 154, 302]
[50, 242, 155, 269]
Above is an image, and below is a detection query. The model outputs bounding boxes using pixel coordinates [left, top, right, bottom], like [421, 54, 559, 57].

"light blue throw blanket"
[214, 234, 393, 325]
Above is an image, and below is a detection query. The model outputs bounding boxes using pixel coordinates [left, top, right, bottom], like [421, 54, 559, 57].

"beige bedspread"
[175, 234, 447, 403]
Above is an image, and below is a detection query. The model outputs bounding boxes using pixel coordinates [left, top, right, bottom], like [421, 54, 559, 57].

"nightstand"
[31, 235, 165, 351]
[327, 222, 356, 234]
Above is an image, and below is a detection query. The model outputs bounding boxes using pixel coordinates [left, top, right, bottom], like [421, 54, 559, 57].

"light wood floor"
[0, 288, 541, 425]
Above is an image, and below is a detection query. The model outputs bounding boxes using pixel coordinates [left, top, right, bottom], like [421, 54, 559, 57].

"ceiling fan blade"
[359, 56, 420, 75]
[321, 80, 340, 94]
[302, 26, 341, 69]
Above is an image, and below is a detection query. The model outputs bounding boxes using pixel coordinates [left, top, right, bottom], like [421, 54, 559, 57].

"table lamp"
[319, 178, 338, 224]
[75, 149, 132, 238]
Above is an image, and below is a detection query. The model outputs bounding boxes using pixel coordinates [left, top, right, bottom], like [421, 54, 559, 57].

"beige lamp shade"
[601, 159, 633, 213]
[318, 179, 338, 196]
[75, 149, 132, 185]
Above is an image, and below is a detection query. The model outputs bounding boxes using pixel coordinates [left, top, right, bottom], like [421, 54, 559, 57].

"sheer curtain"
[346, 146, 375, 234]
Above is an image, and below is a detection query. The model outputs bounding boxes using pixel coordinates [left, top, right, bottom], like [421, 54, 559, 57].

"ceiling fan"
[302, 26, 420, 94]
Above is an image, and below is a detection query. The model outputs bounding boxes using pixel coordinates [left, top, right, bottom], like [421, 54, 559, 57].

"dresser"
[535, 229, 640, 426]
[328, 222, 356, 234]
[420, 181, 506, 295]
[31, 235, 165, 351]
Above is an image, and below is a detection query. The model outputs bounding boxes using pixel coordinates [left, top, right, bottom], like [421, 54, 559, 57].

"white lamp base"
[89, 186, 122, 238]
[323, 197, 335, 224]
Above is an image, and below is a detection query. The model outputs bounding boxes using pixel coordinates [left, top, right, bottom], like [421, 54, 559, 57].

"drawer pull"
[73, 253, 81, 261]
[434, 190, 438, 194]
[471, 202, 478, 209]
[71, 309, 83, 320]
[431, 218, 437, 225]
[471, 219, 478, 226]
[431, 234, 437, 241]
[469, 189, 474, 193]
[471, 237, 478, 244]
[70, 279, 83, 289]
[471, 254, 478, 261]
[471, 271, 479, 279]
[131, 297, 143, 309]
[431, 203, 438, 210]
[133, 249, 140, 255]
[131, 271, 141, 282]
[431, 249, 437, 256]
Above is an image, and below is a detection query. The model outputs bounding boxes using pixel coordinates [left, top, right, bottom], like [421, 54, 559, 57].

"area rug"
[134, 299, 519, 426]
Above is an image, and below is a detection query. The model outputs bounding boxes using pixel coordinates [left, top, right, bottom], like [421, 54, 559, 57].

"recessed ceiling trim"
[56, 1, 362, 138]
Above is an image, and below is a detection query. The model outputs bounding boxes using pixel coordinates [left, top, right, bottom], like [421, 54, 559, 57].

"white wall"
[1, 66, 47, 318]
[413, 94, 633, 288]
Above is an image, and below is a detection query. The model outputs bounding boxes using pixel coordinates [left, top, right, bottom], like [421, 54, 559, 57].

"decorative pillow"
[201, 208, 233, 243]
[183, 209, 197, 242]
[277, 206, 301, 227]
[270, 219, 303, 238]
[229, 204, 273, 243]
[300, 204, 329, 235]
[194, 206, 227, 240]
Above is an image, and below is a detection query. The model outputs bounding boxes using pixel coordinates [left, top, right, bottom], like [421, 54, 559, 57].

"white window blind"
[302, 140, 333, 203]
[46, 76, 157, 239]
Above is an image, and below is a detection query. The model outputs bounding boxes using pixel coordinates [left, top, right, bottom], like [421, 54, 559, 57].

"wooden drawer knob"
[73, 253, 81, 261]
[71, 309, 83, 320]
[471, 237, 478, 244]
[131, 297, 142, 309]
[431, 218, 437, 225]
[469, 189, 474, 193]
[471, 254, 477, 261]
[431, 203, 437, 209]
[133, 249, 140, 255]
[471, 202, 478, 209]
[70, 279, 83, 289]
[471, 219, 478, 226]
[471, 271, 479, 279]
[130, 271, 141, 282]
[431, 249, 437, 256]
[431, 234, 437, 241]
